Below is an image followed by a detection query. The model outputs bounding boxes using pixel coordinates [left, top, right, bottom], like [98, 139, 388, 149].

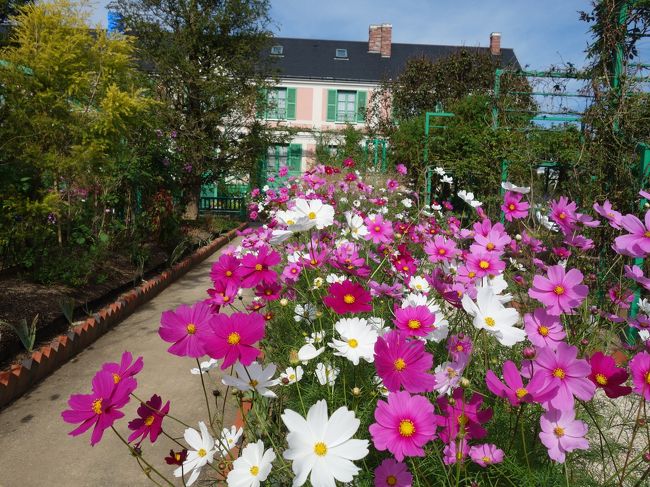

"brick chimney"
[380, 23, 392, 58]
[369, 24, 382, 53]
[490, 32, 501, 56]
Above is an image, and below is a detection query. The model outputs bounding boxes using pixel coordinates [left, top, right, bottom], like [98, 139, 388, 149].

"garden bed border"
[0, 222, 248, 410]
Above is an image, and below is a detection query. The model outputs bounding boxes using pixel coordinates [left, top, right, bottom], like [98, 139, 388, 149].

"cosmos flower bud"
[523, 347, 536, 359]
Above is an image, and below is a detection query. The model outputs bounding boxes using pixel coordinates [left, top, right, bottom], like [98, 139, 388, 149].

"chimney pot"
[490, 32, 501, 56]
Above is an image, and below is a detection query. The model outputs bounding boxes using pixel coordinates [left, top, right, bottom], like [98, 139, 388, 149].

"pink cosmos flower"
[588, 352, 631, 398]
[424, 235, 459, 262]
[528, 265, 588, 316]
[593, 200, 622, 229]
[159, 302, 218, 358]
[210, 254, 243, 288]
[608, 285, 634, 309]
[447, 333, 472, 361]
[550, 197, 578, 234]
[396, 163, 407, 175]
[206, 280, 238, 307]
[470, 228, 512, 255]
[625, 265, 650, 291]
[465, 251, 505, 278]
[533, 342, 595, 410]
[629, 351, 650, 400]
[127, 394, 170, 445]
[101, 351, 143, 385]
[442, 439, 469, 465]
[436, 388, 492, 444]
[240, 246, 281, 288]
[469, 443, 505, 467]
[282, 262, 302, 282]
[374, 331, 436, 393]
[523, 308, 566, 350]
[207, 312, 264, 369]
[364, 214, 394, 244]
[393, 305, 436, 338]
[255, 282, 282, 301]
[539, 408, 589, 463]
[386, 179, 399, 191]
[614, 210, 650, 258]
[501, 191, 530, 221]
[323, 280, 373, 314]
[373, 458, 413, 487]
[369, 391, 437, 462]
[62, 370, 135, 446]
[486, 360, 558, 406]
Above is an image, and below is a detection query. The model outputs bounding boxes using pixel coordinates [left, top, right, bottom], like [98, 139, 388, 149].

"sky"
[90, 0, 597, 70]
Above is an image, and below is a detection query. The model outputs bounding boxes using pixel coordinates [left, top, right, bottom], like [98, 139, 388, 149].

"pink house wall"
[296, 88, 312, 121]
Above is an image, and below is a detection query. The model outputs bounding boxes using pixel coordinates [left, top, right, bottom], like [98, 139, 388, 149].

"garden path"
[0, 237, 246, 487]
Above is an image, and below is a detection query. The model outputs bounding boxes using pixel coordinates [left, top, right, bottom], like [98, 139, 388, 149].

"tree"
[108, 0, 279, 218]
[0, 0, 30, 23]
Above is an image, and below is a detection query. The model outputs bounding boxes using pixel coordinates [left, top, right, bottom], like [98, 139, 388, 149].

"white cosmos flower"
[639, 298, 650, 315]
[441, 175, 454, 184]
[269, 229, 294, 244]
[190, 358, 219, 375]
[367, 316, 390, 335]
[175, 422, 217, 486]
[293, 198, 334, 230]
[326, 273, 346, 284]
[435, 166, 446, 175]
[280, 366, 304, 385]
[501, 181, 531, 194]
[298, 343, 325, 363]
[328, 318, 377, 365]
[221, 362, 278, 398]
[218, 425, 243, 457]
[344, 211, 369, 240]
[276, 209, 311, 232]
[281, 400, 369, 487]
[315, 362, 339, 386]
[305, 331, 325, 345]
[294, 303, 317, 323]
[478, 275, 513, 304]
[227, 440, 275, 487]
[401, 198, 413, 208]
[461, 286, 525, 347]
[458, 190, 482, 207]
[408, 276, 430, 293]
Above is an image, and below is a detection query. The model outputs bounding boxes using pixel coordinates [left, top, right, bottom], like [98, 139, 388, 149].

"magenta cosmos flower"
[436, 388, 492, 444]
[588, 352, 631, 399]
[465, 251, 505, 278]
[374, 331, 435, 393]
[207, 312, 265, 369]
[62, 370, 135, 446]
[523, 308, 566, 350]
[127, 394, 170, 445]
[369, 391, 437, 462]
[486, 360, 558, 406]
[240, 246, 281, 288]
[323, 280, 373, 314]
[550, 196, 578, 233]
[539, 408, 589, 463]
[364, 214, 394, 244]
[501, 191, 529, 221]
[374, 458, 412, 487]
[393, 305, 436, 338]
[424, 235, 459, 262]
[101, 351, 143, 385]
[159, 301, 218, 358]
[210, 254, 244, 288]
[469, 443, 505, 467]
[528, 265, 588, 315]
[614, 210, 650, 258]
[533, 342, 595, 410]
[629, 351, 650, 400]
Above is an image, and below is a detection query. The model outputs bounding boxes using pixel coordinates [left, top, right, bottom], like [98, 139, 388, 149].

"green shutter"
[256, 88, 267, 119]
[356, 91, 367, 123]
[288, 143, 302, 173]
[326, 89, 337, 122]
[286, 88, 296, 120]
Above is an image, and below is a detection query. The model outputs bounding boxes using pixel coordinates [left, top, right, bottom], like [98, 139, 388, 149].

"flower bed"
[61, 162, 650, 486]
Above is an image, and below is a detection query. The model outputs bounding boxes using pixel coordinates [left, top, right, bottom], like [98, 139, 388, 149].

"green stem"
[111, 426, 174, 486]
[196, 358, 214, 430]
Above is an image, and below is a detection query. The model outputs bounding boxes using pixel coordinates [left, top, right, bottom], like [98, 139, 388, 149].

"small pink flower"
[486, 360, 558, 406]
[373, 458, 413, 486]
[593, 200, 622, 229]
[323, 280, 373, 314]
[550, 197, 578, 233]
[364, 214, 394, 244]
[396, 163, 407, 175]
[614, 210, 650, 258]
[469, 443, 504, 467]
[528, 265, 588, 315]
[501, 191, 529, 221]
[629, 351, 650, 400]
[127, 394, 170, 446]
[539, 408, 589, 463]
[524, 308, 566, 349]
[442, 439, 469, 465]
[207, 312, 265, 369]
[588, 352, 631, 398]
[101, 351, 143, 384]
[424, 235, 459, 262]
[239, 246, 281, 288]
[625, 265, 650, 291]
[393, 305, 436, 338]
[159, 302, 218, 358]
[374, 331, 435, 393]
[465, 251, 505, 278]
[369, 391, 437, 462]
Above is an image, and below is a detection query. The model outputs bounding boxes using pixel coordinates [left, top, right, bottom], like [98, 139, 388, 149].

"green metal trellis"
[423, 109, 455, 206]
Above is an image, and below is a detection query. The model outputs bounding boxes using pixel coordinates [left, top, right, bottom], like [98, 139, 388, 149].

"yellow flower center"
[225, 270, 233, 277]
[249, 379, 259, 388]
[287, 219, 295, 225]
[407, 319, 421, 330]
[374, 225, 381, 232]
[255, 264, 263, 271]
[223, 296, 230, 302]
[595, 373, 608, 386]
[554, 427, 565, 437]
[645, 372, 650, 385]
[308, 211, 317, 220]
[186, 323, 196, 335]
[559, 212, 566, 220]
[482, 455, 492, 464]
[399, 419, 415, 437]
[394, 358, 406, 371]
[645, 231, 650, 238]
[386, 475, 398, 486]
[538, 325, 549, 337]
[457, 414, 468, 426]
[112, 373, 121, 384]
[553, 368, 566, 379]
[227, 332, 241, 345]
[479, 260, 490, 269]
[486, 242, 495, 250]
[468, 271, 476, 278]
[456, 344, 464, 351]
[484, 317, 495, 327]
[197, 448, 207, 457]
[92, 398, 102, 414]
[516, 387, 528, 399]
[314, 442, 328, 456]
[144, 415, 155, 426]
[347, 338, 359, 348]
[554, 286, 565, 295]
[343, 294, 356, 304]
[438, 248, 446, 255]
[508, 204, 516, 211]
[250, 465, 260, 476]
[289, 374, 296, 380]
[402, 265, 409, 271]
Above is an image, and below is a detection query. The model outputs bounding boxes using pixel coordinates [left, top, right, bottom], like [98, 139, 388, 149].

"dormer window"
[335, 48, 348, 59]
[271, 45, 284, 55]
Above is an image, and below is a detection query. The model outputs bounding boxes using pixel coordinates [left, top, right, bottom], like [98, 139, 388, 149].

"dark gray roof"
[263, 37, 520, 83]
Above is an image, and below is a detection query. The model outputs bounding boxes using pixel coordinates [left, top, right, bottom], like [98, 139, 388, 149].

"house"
[256, 24, 520, 181]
